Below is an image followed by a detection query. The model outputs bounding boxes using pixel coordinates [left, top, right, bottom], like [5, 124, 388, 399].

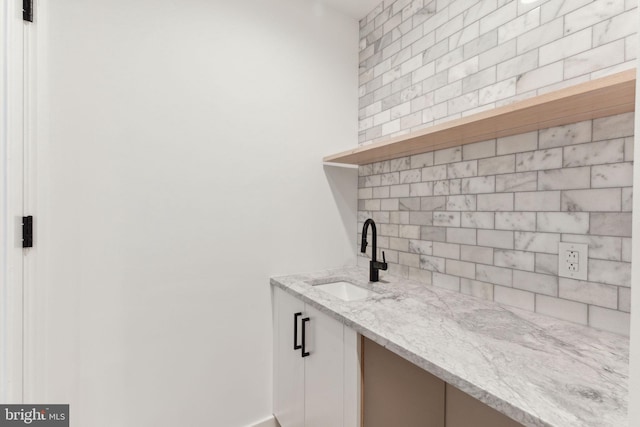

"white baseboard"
[248, 415, 279, 427]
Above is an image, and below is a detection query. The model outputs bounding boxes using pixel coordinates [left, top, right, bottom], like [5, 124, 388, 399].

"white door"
[304, 304, 344, 427]
[273, 288, 305, 427]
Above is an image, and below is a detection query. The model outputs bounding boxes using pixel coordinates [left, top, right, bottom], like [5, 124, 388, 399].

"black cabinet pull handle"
[301, 317, 310, 357]
[293, 312, 302, 350]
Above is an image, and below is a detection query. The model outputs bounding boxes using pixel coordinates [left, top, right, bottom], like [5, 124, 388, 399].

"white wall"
[28, 1, 357, 426]
[628, 4, 640, 424]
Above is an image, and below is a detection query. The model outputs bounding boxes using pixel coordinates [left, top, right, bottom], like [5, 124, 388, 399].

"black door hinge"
[22, 216, 33, 248]
[23, 0, 33, 22]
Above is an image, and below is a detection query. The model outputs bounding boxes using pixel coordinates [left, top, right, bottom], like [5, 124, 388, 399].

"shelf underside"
[324, 69, 636, 165]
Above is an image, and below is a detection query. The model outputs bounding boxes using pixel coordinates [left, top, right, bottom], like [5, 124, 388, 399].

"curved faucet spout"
[360, 218, 387, 282]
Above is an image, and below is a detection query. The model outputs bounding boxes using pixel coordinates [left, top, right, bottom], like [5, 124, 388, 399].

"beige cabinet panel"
[363, 337, 445, 427]
[445, 384, 523, 427]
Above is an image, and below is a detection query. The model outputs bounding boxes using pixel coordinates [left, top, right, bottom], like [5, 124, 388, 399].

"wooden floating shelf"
[324, 69, 636, 165]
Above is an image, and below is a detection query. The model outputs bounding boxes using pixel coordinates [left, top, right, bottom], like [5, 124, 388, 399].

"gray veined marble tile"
[400, 251, 421, 269]
[536, 212, 589, 234]
[619, 287, 631, 313]
[476, 263, 513, 286]
[400, 197, 421, 211]
[446, 259, 476, 280]
[478, 155, 515, 176]
[495, 171, 537, 192]
[535, 253, 558, 276]
[391, 211, 410, 225]
[563, 139, 625, 167]
[477, 229, 514, 249]
[513, 270, 558, 297]
[476, 193, 513, 211]
[539, 27, 593, 66]
[400, 169, 422, 184]
[591, 163, 633, 188]
[535, 295, 588, 325]
[460, 278, 494, 301]
[496, 49, 538, 81]
[478, 77, 516, 104]
[564, 39, 625, 79]
[390, 237, 410, 252]
[588, 259, 631, 287]
[381, 198, 400, 211]
[422, 164, 448, 181]
[592, 9, 638, 47]
[460, 245, 494, 265]
[564, 0, 625, 35]
[479, 1, 517, 33]
[449, 178, 462, 195]
[421, 225, 447, 242]
[516, 147, 562, 171]
[446, 195, 477, 211]
[435, 146, 462, 165]
[432, 241, 461, 260]
[461, 212, 495, 229]
[495, 212, 536, 231]
[562, 234, 621, 261]
[622, 188, 632, 212]
[447, 160, 478, 178]
[410, 182, 434, 196]
[538, 167, 591, 190]
[433, 180, 450, 195]
[411, 152, 434, 169]
[539, 120, 592, 149]
[494, 285, 535, 311]
[494, 249, 534, 271]
[373, 186, 390, 199]
[464, 29, 498, 59]
[496, 131, 538, 155]
[590, 213, 632, 237]
[461, 176, 496, 194]
[516, 17, 564, 55]
[381, 223, 399, 237]
[432, 272, 461, 291]
[390, 184, 411, 198]
[593, 112, 635, 140]
[497, 6, 540, 43]
[589, 306, 630, 336]
[462, 67, 497, 93]
[359, 187, 373, 199]
[462, 140, 496, 160]
[559, 278, 618, 309]
[565, 188, 623, 212]
[409, 211, 433, 225]
[421, 195, 447, 211]
[419, 254, 446, 272]
[433, 211, 461, 227]
[447, 227, 477, 245]
[515, 231, 560, 254]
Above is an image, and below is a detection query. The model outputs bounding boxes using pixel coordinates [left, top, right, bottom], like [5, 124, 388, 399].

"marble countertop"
[270, 266, 628, 427]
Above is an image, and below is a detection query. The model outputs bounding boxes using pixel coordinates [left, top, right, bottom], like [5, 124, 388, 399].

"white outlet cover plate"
[558, 242, 588, 281]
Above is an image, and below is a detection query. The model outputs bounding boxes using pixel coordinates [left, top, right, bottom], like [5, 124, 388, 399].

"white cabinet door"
[273, 288, 305, 427]
[273, 286, 360, 427]
[304, 304, 345, 427]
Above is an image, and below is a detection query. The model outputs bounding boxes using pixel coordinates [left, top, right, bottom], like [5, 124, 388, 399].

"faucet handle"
[382, 251, 386, 263]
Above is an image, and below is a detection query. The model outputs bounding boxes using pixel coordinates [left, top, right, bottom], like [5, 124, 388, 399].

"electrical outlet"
[558, 242, 588, 280]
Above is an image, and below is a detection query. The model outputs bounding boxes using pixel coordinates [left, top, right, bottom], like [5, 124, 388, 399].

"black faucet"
[360, 218, 388, 282]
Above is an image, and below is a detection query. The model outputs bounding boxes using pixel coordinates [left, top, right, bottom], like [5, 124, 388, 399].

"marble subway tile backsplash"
[358, 115, 634, 335]
[357, 0, 637, 335]
[358, 0, 637, 146]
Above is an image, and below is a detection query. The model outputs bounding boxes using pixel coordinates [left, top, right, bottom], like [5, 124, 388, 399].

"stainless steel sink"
[313, 281, 376, 301]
